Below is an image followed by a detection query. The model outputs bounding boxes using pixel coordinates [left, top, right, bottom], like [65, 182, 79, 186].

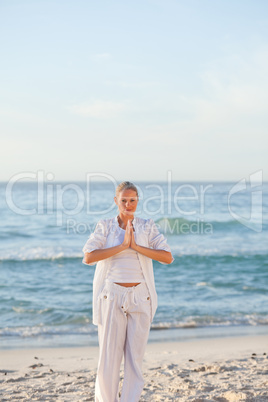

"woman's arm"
[84, 244, 127, 264]
[131, 243, 173, 264]
[130, 226, 173, 264]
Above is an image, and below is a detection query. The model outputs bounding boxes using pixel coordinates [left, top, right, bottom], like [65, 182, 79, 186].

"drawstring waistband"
[97, 280, 152, 324]
[102, 280, 149, 313]
[121, 287, 138, 311]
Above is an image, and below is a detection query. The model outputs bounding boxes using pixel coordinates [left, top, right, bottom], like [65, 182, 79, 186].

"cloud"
[68, 100, 128, 118]
[188, 50, 268, 134]
[125, 46, 268, 153]
[90, 53, 111, 61]
[104, 80, 159, 88]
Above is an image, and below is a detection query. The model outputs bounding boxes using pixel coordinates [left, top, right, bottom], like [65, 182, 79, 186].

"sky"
[0, 0, 268, 183]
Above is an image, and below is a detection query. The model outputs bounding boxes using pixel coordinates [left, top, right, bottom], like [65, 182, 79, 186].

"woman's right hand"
[121, 220, 132, 248]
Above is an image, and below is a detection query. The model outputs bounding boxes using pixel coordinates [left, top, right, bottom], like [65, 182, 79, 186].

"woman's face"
[114, 189, 138, 218]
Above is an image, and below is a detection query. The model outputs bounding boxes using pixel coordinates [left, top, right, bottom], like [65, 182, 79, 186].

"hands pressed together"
[84, 219, 173, 265]
[122, 220, 137, 250]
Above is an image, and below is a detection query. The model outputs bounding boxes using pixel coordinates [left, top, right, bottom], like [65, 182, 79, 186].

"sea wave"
[151, 315, 268, 330]
[0, 247, 267, 262]
[0, 325, 97, 338]
[1, 315, 267, 340]
[155, 217, 265, 234]
[12, 307, 53, 314]
[0, 247, 83, 262]
[0, 231, 33, 239]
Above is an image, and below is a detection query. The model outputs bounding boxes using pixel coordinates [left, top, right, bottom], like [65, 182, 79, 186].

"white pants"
[95, 281, 152, 402]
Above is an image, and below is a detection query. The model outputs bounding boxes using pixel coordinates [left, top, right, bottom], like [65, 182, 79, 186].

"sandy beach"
[1, 335, 267, 401]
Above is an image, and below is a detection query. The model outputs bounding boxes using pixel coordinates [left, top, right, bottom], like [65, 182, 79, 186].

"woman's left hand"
[129, 220, 173, 264]
[129, 221, 137, 250]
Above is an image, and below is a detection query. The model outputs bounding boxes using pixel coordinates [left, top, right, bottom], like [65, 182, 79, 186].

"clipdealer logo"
[5, 170, 263, 233]
[228, 170, 263, 233]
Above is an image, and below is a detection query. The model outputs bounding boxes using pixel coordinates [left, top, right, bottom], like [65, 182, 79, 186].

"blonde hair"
[115, 181, 139, 198]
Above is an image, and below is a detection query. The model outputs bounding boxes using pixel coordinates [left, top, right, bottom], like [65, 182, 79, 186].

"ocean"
[1, 177, 267, 349]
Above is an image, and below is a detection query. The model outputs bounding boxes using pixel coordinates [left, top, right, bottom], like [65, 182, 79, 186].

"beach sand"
[1, 335, 267, 401]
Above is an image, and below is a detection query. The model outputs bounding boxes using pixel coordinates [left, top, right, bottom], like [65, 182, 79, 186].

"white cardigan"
[82, 216, 174, 326]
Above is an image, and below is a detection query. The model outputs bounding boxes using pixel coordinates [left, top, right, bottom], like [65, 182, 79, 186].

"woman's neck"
[117, 214, 134, 229]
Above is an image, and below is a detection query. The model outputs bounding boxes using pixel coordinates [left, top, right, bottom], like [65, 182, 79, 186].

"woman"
[82, 181, 173, 402]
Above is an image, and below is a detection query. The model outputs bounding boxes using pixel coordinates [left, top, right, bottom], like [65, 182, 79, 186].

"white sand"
[1, 335, 267, 401]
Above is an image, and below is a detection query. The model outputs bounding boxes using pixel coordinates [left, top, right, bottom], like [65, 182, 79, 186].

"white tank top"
[106, 227, 145, 283]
